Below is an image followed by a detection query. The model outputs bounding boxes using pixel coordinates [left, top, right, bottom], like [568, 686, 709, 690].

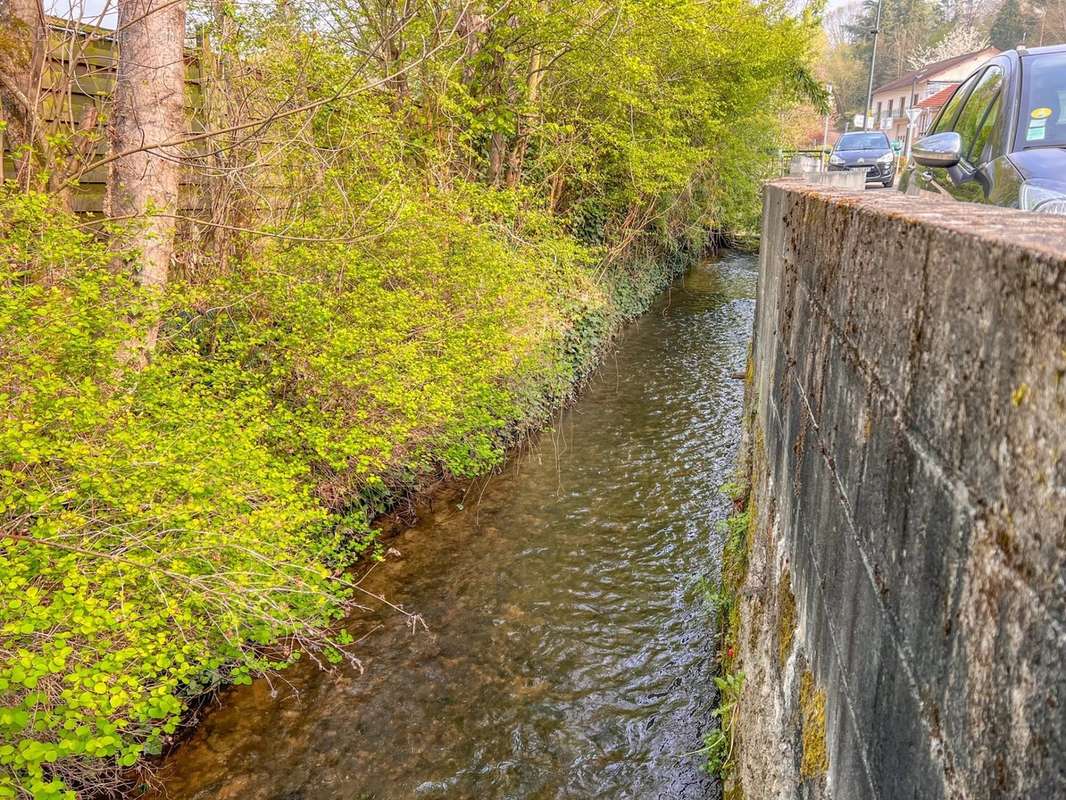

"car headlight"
[876, 152, 894, 165]
[829, 154, 845, 166]
[1020, 180, 1066, 215]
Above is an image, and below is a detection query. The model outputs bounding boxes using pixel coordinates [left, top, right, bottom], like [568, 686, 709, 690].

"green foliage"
[719, 481, 748, 503]
[720, 508, 752, 588]
[0, 169, 676, 795]
[702, 670, 745, 777]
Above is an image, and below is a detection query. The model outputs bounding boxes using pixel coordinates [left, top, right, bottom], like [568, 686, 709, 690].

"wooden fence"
[2, 17, 206, 213]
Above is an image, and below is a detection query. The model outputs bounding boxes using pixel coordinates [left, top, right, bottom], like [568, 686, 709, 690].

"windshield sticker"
[1030, 107, 1053, 120]
[1026, 124, 1047, 142]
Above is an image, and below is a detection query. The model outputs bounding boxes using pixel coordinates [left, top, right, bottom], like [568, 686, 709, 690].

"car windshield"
[1019, 52, 1066, 149]
[835, 133, 889, 151]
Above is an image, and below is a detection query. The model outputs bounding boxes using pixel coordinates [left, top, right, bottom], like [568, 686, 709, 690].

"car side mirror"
[912, 131, 962, 168]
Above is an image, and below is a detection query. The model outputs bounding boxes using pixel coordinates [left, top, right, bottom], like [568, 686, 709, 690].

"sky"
[47, 0, 116, 26]
[49, 0, 862, 31]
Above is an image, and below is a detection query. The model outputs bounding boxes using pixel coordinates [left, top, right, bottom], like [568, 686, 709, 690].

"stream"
[148, 251, 758, 800]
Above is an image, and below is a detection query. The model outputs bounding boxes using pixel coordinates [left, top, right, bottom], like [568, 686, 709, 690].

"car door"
[910, 70, 982, 197]
[940, 64, 1007, 203]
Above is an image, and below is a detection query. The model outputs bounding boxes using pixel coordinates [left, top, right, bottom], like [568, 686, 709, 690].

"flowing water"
[149, 251, 758, 800]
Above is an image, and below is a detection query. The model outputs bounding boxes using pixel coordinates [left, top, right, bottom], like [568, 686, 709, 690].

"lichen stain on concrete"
[799, 670, 828, 780]
[723, 775, 747, 800]
[776, 569, 796, 668]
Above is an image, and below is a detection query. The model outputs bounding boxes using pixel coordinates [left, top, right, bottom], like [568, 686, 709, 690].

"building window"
[888, 98, 894, 118]
[900, 95, 906, 114]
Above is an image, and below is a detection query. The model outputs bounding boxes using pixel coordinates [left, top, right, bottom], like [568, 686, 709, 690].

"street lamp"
[863, 0, 883, 131]
[903, 73, 919, 161]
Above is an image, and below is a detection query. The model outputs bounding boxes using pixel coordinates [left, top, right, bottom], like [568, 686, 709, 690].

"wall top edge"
[764, 178, 1066, 263]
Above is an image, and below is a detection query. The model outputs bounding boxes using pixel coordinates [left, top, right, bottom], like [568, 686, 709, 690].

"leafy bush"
[0, 178, 681, 797]
[0, 191, 375, 799]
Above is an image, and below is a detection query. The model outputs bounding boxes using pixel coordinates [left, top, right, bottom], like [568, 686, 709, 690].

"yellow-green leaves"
[1, 168, 674, 795]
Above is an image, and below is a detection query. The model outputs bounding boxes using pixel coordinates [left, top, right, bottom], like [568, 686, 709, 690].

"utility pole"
[821, 83, 833, 171]
[863, 0, 883, 131]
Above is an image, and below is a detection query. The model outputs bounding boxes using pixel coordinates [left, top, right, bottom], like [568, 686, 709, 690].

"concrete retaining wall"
[731, 180, 1066, 800]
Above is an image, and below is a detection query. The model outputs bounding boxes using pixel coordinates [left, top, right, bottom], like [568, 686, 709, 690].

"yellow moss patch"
[799, 670, 829, 779]
[777, 569, 796, 667]
[1011, 382, 1030, 407]
[724, 775, 747, 800]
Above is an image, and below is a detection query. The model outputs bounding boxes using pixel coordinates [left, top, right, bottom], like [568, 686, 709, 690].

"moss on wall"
[724, 775, 747, 800]
[799, 670, 829, 779]
[719, 421, 761, 673]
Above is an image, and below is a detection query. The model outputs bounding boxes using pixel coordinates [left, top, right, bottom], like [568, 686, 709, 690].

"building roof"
[917, 83, 960, 110]
[873, 48, 998, 96]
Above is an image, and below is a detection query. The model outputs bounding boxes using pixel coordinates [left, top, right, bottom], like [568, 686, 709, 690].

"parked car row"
[828, 44, 1066, 214]
[900, 43, 1066, 213]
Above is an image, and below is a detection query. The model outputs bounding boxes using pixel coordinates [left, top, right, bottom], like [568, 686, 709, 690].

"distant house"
[869, 47, 1000, 142]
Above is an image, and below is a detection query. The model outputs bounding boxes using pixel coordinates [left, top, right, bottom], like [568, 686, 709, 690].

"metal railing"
[772, 148, 829, 176]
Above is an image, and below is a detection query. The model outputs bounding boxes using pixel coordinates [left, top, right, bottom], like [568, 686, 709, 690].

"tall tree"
[936, 0, 1000, 26]
[989, 0, 1033, 47]
[848, 0, 938, 84]
[108, 0, 187, 293]
[0, 0, 46, 188]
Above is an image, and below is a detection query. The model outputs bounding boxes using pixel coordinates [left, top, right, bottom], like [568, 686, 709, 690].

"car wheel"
[882, 178, 893, 188]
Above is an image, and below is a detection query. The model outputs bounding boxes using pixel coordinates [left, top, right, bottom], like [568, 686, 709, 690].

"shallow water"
[150, 251, 758, 800]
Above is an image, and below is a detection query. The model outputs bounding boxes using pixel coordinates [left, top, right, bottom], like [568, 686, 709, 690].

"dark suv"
[829, 131, 896, 186]
[900, 45, 1066, 214]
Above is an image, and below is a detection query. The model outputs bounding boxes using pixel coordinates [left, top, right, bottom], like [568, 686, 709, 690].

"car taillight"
[1020, 180, 1066, 215]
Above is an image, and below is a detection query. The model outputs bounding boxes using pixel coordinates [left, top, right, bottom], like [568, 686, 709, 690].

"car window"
[932, 71, 980, 134]
[1018, 51, 1066, 149]
[953, 66, 1004, 164]
[834, 132, 890, 151]
[970, 91, 1003, 165]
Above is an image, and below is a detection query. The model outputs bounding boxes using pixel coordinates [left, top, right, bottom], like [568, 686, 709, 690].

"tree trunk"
[484, 27, 510, 186]
[108, 0, 187, 290]
[487, 130, 506, 185]
[0, 0, 46, 189]
[505, 45, 543, 188]
[201, 5, 238, 276]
